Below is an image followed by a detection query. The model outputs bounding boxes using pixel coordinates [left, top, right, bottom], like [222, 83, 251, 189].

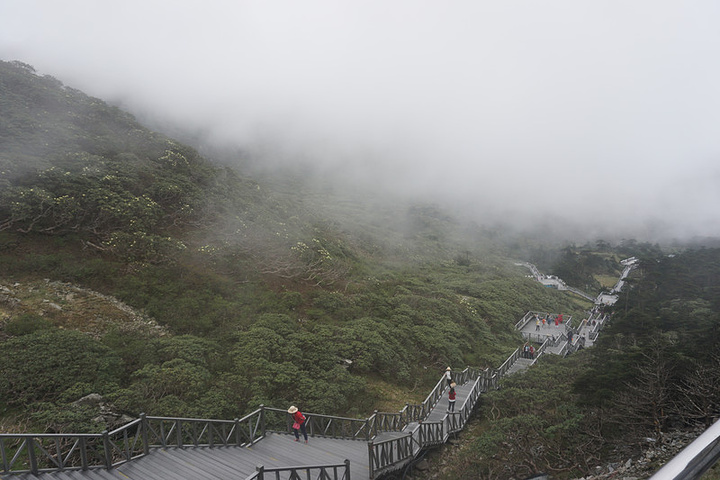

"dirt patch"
[0, 278, 168, 339]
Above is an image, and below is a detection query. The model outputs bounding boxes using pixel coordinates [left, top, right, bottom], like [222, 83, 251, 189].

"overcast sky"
[2, 1, 719, 241]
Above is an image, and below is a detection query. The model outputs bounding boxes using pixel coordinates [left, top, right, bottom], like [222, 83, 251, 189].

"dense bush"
[0, 329, 122, 406]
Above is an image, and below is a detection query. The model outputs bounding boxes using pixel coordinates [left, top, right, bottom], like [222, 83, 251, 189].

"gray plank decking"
[1, 434, 370, 480]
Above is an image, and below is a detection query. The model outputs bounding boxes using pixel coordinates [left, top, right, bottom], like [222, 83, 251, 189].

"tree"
[606, 334, 678, 438]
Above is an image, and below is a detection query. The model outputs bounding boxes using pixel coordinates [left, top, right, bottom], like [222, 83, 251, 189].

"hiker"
[444, 366, 453, 386]
[288, 406, 308, 443]
[448, 382, 457, 412]
[535, 317, 541, 331]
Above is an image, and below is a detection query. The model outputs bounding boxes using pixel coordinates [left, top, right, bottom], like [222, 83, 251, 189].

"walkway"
[516, 257, 638, 305]
[3, 434, 369, 480]
[1, 368, 493, 480]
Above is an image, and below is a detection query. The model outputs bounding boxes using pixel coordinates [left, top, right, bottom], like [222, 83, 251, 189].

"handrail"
[263, 406, 372, 440]
[496, 347, 520, 377]
[530, 337, 551, 366]
[247, 459, 351, 480]
[515, 311, 536, 330]
[0, 416, 148, 474]
[649, 419, 720, 480]
[404, 374, 447, 424]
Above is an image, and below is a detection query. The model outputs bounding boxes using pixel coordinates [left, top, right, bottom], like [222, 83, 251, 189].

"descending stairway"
[506, 356, 534, 375]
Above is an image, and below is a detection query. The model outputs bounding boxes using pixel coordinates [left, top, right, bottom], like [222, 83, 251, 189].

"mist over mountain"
[2, 1, 720, 243]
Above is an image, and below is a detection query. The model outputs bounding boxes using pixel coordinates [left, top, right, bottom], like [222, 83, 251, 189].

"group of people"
[534, 312, 564, 330]
[522, 342, 536, 359]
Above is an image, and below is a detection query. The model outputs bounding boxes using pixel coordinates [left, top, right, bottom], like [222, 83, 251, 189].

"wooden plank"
[118, 449, 219, 480]
[160, 448, 249, 479]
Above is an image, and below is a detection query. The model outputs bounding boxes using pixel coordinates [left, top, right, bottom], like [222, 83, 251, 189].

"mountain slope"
[0, 59, 590, 433]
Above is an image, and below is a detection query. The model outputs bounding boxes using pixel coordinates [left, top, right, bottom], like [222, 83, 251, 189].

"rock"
[625, 458, 632, 468]
[117, 414, 135, 425]
[415, 459, 430, 471]
[72, 393, 104, 407]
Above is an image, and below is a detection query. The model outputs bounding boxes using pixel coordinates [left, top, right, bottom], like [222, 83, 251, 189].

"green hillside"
[0, 59, 583, 427]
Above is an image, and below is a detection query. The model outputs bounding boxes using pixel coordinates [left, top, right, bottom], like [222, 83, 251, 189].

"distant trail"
[515, 256, 638, 305]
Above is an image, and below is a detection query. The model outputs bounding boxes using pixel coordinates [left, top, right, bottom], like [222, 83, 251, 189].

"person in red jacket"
[288, 405, 308, 443]
[447, 382, 457, 413]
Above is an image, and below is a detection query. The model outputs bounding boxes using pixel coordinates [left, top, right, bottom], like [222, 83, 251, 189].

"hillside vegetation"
[0, 59, 586, 428]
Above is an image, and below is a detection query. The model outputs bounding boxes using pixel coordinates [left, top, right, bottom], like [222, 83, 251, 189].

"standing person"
[447, 382, 457, 412]
[444, 367, 453, 386]
[288, 406, 308, 443]
[535, 317, 541, 331]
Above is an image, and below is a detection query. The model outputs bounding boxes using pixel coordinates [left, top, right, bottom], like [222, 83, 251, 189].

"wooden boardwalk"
[2, 381, 479, 480]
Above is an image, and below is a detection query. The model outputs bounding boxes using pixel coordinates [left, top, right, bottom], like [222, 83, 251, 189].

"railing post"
[175, 419, 183, 448]
[344, 458, 351, 480]
[140, 413, 149, 455]
[234, 418, 241, 446]
[27, 438, 38, 475]
[367, 441, 374, 480]
[79, 436, 88, 470]
[372, 410, 378, 437]
[102, 431, 112, 470]
[249, 414, 256, 446]
[260, 404, 266, 438]
[256, 464, 265, 480]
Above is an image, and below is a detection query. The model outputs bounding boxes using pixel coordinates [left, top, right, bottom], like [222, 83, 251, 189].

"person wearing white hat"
[443, 366, 453, 387]
[288, 406, 308, 443]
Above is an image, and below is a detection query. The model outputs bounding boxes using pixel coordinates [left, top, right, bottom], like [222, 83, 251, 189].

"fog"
[2, 1, 720, 242]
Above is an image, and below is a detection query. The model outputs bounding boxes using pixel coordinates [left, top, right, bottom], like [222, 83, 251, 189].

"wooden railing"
[496, 347, 521, 377]
[530, 337, 552, 366]
[0, 410, 267, 475]
[0, 416, 148, 474]
[402, 375, 447, 423]
[263, 407, 371, 440]
[246, 459, 351, 480]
